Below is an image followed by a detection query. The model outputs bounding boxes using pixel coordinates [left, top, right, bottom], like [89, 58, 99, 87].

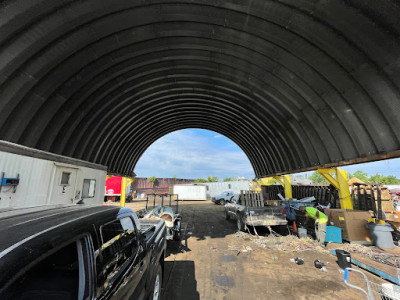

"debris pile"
[232, 231, 329, 253]
[336, 243, 400, 268]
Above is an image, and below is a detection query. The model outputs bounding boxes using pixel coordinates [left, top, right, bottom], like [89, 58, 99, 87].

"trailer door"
[51, 166, 78, 204]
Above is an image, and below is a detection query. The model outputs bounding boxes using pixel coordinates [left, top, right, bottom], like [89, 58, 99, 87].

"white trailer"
[173, 184, 207, 200]
[0, 141, 107, 209]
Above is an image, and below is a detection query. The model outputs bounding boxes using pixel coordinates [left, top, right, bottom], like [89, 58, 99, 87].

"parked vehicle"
[212, 191, 235, 205]
[141, 205, 182, 241]
[138, 193, 182, 241]
[225, 194, 287, 231]
[0, 204, 166, 300]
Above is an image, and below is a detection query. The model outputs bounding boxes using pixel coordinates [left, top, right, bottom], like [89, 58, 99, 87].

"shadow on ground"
[162, 260, 199, 300]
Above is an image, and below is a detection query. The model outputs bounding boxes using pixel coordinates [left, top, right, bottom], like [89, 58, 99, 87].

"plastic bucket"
[298, 228, 307, 239]
[367, 223, 394, 249]
[336, 249, 351, 269]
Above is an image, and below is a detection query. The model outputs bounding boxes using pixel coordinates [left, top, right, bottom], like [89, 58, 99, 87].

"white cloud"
[134, 130, 255, 179]
[214, 134, 223, 138]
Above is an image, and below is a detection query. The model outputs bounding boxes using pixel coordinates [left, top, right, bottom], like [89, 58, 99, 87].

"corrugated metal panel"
[0, 1, 399, 178]
[131, 177, 195, 195]
[0, 151, 53, 208]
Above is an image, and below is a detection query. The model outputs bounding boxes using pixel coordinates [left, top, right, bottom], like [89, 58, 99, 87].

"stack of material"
[336, 243, 400, 268]
[232, 231, 328, 253]
[351, 183, 393, 212]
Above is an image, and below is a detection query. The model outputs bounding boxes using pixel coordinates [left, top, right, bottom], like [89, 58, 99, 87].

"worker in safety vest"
[299, 206, 328, 245]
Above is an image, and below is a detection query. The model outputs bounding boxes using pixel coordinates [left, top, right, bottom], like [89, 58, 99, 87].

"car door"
[97, 217, 144, 300]
[112, 217, 147, 300]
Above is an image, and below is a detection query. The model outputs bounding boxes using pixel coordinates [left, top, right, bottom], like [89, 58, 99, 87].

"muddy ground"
[123, 200, 386, 300]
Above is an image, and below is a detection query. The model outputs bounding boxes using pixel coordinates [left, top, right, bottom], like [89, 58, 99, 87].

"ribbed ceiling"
[0, 0, 400, 177]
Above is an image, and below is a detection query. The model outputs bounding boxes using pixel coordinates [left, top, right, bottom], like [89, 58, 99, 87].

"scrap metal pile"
[232, 231, 328, 253]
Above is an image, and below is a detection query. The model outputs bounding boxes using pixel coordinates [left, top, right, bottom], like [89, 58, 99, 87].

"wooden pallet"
[241, 190, 263, 207]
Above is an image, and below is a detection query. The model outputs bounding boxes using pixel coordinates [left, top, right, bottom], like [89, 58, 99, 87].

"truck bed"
[246, 206, 287, 226]
[139, 218, 166, 244]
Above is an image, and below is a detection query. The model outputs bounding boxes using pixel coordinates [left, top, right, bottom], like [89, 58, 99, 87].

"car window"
[3, 240, 90, 300]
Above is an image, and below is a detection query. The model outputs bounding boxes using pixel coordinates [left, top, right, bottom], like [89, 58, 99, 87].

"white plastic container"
[298, 228, 307, 239]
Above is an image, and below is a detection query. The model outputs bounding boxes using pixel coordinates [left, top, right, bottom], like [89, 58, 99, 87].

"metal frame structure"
[0, 1, 399, 178]
[318, 168, 353, 210]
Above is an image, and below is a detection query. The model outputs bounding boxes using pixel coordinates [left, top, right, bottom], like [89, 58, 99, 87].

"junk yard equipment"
[344, 268, 400, 300]
[225, 191, 287, 231]
[138, 193, 182, 240]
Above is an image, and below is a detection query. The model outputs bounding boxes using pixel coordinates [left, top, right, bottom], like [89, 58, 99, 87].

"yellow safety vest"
[305, 207, 328, 224]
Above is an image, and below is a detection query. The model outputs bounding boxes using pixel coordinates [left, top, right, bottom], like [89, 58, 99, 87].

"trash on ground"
[314, 259, 327, 272]
[290, 257, 304, 265]
[233, 231, 328, 253]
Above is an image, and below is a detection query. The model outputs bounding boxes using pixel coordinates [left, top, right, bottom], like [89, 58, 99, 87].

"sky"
[134, 128, 400, 180]
[134, 129, 255, 179]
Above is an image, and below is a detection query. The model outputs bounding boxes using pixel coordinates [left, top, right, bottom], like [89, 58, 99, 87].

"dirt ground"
[122, 200, 388, 300]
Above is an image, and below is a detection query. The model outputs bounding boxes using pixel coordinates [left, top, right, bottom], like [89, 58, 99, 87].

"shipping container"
[173, 184, 207, 200]
[0, 141, 107, 209]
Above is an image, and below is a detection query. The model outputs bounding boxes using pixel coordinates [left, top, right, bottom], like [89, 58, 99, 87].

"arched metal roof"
[0, 0, 399, 177]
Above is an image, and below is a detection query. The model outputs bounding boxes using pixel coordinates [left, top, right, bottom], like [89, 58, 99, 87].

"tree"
[352, 170, 369, 182]
[369, 173, 385, 184]
[223, 177, 235, 182]
[309, 171, 329, 184]
[194, 178, 207, 183]
[207, 176, 219, 182]
[172, 175, 177, 179]
[383, 175, 400, 185]
[148, 176, 157, 187]
[369, 173, 400, 185]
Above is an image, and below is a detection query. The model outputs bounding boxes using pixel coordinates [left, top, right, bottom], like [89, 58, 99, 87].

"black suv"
[0, 204, 166, 300]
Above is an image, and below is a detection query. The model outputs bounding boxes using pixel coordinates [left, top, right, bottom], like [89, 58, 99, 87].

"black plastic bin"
[336, 249, 351, 269]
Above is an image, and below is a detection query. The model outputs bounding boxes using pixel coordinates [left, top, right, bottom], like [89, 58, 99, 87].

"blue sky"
[134, 129, 400, 180]
[134, 129, 255, 179]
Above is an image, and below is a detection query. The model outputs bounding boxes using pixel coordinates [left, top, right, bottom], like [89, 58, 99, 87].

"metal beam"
[273, 176, 292, 199]
[318, 168, 353, 210]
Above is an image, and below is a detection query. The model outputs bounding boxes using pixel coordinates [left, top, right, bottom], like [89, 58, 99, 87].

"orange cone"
[293, 221, 298, 233]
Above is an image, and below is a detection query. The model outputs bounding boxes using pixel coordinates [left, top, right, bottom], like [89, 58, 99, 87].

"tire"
[237, 217, 244, 231]
[150, 264, 162, 300]
[219, 199, 226, 205]
[173, 220, 181, 241]
[225, 209, 230, 220]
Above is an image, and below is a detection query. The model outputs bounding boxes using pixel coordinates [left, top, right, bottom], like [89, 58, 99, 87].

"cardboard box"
[324, 209, 372, 242]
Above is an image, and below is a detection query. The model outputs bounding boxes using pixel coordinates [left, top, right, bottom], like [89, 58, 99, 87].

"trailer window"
[60, 172, 71, 185]
[82, 179, 96, 198]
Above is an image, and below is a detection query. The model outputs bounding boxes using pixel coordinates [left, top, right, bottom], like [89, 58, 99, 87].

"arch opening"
[0, 1, 399, 177]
